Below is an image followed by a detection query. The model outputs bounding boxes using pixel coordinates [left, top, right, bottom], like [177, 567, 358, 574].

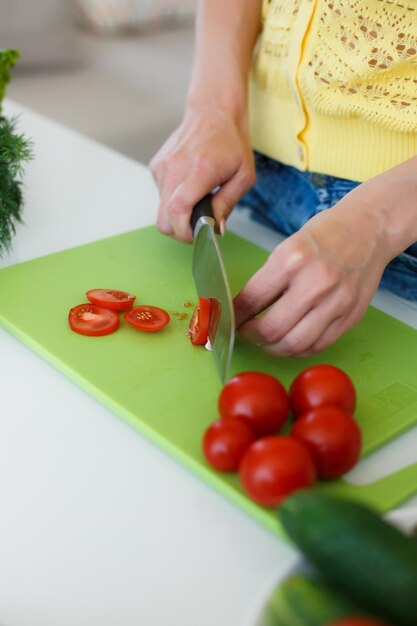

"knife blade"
[191, 195, 235, 383]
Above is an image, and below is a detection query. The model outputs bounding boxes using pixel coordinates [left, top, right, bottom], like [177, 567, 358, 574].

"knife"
[191, 194, 235, 383]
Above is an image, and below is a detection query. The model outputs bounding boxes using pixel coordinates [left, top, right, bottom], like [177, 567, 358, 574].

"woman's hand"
[234, 189, 394, 357]
[150, 105, 255, 242]
[149, 0, 262, 242]
[234, 154, 417, 358]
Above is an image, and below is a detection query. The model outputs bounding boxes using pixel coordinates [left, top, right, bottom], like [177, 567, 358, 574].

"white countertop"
[1, 100, 416, 626]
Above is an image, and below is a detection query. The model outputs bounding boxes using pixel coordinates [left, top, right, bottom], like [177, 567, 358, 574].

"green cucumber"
[278, 491, 417, 626]
[265, 572, 362, 626]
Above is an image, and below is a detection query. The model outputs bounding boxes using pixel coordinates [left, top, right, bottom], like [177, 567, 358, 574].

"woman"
[150, 0, 417, 357]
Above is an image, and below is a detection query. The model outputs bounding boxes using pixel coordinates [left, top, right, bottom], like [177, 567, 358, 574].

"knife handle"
[190, 194, 215, 235]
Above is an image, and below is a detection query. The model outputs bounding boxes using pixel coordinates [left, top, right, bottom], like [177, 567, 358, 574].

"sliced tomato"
[86, 289, 136, 311]
[68, 303, 120, 336]
[124, 305, 170, 332]
[208, 297, 221, 342]
[188, 296, 211, 345]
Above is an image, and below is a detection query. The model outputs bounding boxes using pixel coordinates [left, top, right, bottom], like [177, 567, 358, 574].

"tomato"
[325, 618, 392, 626]
[208, 297, 221, 342]
[203, 418, 255, 472]
[289, 364, 356, 417]
[86, 288, 136, 311]
[68, 303, 119, 336]
[188, 297, 211, 345]
[291, 406, 362, 479]
[239, 436, 316, 507]
[218, 371, 289, 437]
[124, 305, 170, 332]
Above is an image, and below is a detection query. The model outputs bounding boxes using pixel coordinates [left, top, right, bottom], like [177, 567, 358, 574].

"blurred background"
[1, 0, 196, 163]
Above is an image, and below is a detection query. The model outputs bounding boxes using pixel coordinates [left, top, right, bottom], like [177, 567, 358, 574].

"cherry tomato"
[208, 297, 221, 342]
[289, 365, 356, 417]
[86, 288, 136, 311]
[203, 418, 255, 472]
[239, 436, 316, 508]
[188, 297, 211, 345]
[291, 406, 362, 479]
[325, 618, 392, 626]
[68, 303, 119, 336]
[218, 371, 289, 437]
[124, 305, 170, 332]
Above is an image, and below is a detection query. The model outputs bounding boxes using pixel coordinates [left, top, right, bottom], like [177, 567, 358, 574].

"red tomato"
[68, 303, 119, 336]
[124, 305, 170, 332]
[203, 418, 255, 472]
[86, 288, 136, 311]
[218, 371, 289, 437]
[291, 406, 362, 479]
[208, 297, 221, 342]
[188, 297, 211, 345]
[289, 365, 356, 417]
[239, 436, 316, 508]
[325, 618, 392, 626]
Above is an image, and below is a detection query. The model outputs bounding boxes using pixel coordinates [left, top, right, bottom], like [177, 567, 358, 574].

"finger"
[233, 234, 317, 329]
[211, 166, 256, 225]
[155, 155, 189, 238]
[294, 317, 346, 358]
[233, 258, 291, 330]
[262, 287, 356, 357]
[156, 211, 174, 236]
[299, 301, 366, 356]
[166, 170, 228, 242]
[264, 310, 343, 357]
[237, 283, 315, 347]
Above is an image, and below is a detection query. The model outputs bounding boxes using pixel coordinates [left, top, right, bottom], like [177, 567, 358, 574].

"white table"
[1, 101, 416, 626]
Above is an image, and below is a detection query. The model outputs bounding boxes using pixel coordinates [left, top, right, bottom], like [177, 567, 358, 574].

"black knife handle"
[190, 194, 215, 235]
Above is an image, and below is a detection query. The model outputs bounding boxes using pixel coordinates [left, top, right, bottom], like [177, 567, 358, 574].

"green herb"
[0, 49, 33, 257]
[0, 49, 20, 107]
[0, 116, 33, 255]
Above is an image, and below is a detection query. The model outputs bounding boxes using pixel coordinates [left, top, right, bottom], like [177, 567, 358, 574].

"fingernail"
[219, 218, 226, 237]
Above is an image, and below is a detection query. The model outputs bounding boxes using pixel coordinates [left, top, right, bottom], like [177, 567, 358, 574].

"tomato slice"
[208, 297, 221, 342]
[188, 297, 211, 345]
[86, 289, 136, 311]
[69, 303, 120, 336]
[124, 305, 170, 332]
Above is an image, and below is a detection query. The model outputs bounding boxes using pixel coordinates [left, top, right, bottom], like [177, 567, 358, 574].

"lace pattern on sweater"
[254, 0, 417, 132]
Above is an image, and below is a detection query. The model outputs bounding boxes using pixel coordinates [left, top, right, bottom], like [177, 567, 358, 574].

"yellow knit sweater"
[249, 0, 417, 181]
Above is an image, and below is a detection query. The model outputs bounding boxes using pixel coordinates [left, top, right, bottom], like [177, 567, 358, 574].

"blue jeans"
[240, 152, 417, 302]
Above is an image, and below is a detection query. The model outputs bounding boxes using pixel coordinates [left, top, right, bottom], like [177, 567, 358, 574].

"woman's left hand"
[233, 187, 394, 357]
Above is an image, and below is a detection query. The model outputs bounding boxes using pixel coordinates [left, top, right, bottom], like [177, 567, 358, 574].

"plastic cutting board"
[1, 226, 417, 536]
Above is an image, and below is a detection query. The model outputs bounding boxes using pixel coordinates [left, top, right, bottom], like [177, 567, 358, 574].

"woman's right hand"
[149, 104, 256, 243]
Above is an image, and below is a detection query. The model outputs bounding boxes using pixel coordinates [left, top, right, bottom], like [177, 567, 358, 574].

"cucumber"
[278, 491, 417, 626]
[265, 572, 362, 626]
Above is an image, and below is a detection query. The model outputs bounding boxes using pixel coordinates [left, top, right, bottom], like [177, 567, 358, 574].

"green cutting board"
[1, 226, 417, 536]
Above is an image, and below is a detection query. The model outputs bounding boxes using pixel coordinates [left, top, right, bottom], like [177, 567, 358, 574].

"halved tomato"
[86, 289, 136, 311]
[188, 296, 211, 345]
[124, 305, 170, 332]
[68, 303, 120, 336]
